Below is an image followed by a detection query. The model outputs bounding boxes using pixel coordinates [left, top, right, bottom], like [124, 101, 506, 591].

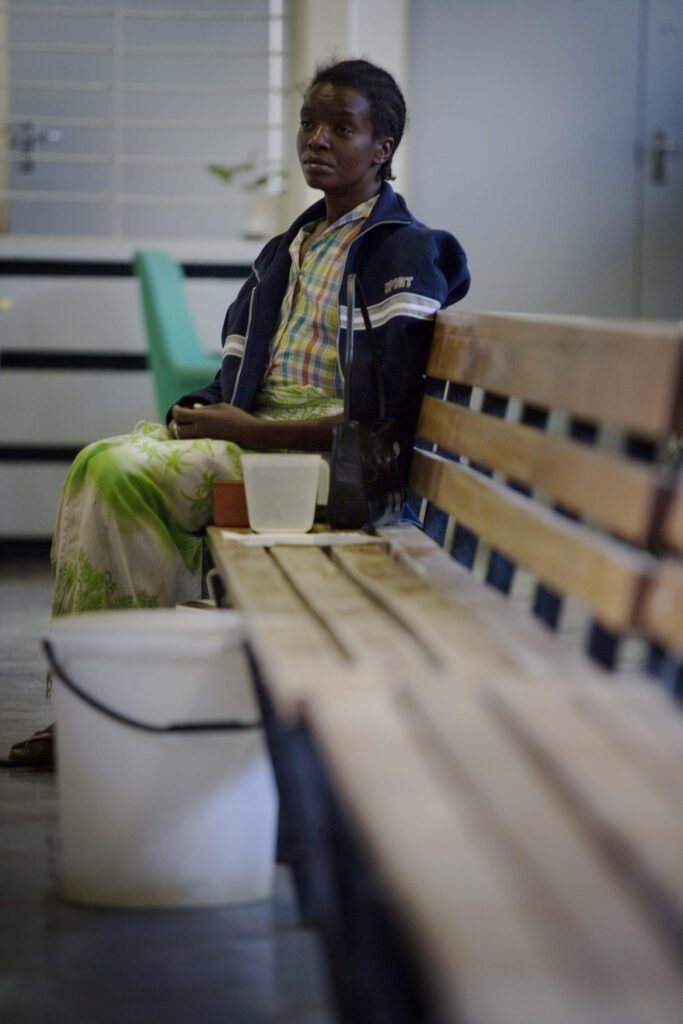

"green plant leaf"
[206, 160, 255, 183]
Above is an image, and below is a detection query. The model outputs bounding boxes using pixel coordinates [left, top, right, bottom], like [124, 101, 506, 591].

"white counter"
[0, 235, 263, 264]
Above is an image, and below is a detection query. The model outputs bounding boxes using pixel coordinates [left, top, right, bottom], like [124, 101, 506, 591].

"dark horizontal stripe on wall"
[1, 350, 148, 371]
[183, 263, 251, 278]
[0, 259, 132, 277]
[0, 539, 53, 560]
[0, 445, 82, 462]
[0, 259, 251, 279]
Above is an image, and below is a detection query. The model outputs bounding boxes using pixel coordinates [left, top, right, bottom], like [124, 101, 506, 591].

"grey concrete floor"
[0, 550, 336, 1024]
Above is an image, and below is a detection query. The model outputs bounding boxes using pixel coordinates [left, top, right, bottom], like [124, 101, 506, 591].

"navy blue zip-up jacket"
[173, 183, 470, 480]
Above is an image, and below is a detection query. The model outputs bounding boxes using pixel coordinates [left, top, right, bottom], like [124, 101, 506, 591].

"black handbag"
[327, 274, 404, 530]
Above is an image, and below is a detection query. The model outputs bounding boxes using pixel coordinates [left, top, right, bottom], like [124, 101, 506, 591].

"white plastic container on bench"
[46, 608, 278, 909]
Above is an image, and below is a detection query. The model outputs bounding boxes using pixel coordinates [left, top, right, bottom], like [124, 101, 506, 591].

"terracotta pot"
[213, 480, 249, 528]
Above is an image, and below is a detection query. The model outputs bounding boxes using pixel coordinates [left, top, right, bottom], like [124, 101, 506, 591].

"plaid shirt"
[263, 195, 377, 397]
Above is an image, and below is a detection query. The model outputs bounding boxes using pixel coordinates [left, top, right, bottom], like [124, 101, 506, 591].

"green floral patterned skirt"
[51, 385, 341, 617]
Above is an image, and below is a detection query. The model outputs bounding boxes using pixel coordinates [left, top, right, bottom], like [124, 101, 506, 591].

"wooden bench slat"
[269, 544, 429, 672]
[330, 539, 520, 677]
[428, 311, 683, 438]
[411, 448, 653, 630]
[416, 394, 663, 543]
[307, 687, 600, 1024]
[306, 686, 683, 1024]
[571, 681, 683, 810]
[487, 682, 683, 947]
[206, 528, 368, 719]
[335, 536, 683, 820]
[340, 525, 613, 690]
[661, 481, 683, 554]
[400, 673, 683, 1008]
[206, 531, 317, 619]
[332, 527, 683, 807]
[378, 522, 586, 660]
[637, 558, 683, 659]
[375, 524, 683, 808]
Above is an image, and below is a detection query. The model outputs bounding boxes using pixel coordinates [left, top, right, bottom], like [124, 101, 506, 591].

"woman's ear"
[374, 137, 394, 167]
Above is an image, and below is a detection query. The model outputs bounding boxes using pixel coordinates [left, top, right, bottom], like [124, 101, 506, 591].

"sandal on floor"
[4, 724, 55, 767]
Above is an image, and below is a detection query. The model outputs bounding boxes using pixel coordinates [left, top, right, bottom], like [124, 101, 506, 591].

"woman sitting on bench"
[10, 57, 470, 765]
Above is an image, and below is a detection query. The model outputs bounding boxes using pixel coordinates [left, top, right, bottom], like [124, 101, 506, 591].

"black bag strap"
[344, 274, 387, 421]
[43, 638, 262, 734]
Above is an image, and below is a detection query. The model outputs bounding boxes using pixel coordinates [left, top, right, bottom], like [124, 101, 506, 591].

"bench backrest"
[410, 310, 683, 682]
[639, 473, 683, 681]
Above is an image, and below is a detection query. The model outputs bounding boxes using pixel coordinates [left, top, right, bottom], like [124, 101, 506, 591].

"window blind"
[0, 0, 288, 239]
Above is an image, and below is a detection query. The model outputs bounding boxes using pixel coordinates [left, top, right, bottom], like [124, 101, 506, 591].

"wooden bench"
[206, 310, 683, 1024]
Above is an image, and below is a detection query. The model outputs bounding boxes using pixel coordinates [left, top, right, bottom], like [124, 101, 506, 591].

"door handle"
[649, 129, 679, 184]
[6, 121, 62, 173]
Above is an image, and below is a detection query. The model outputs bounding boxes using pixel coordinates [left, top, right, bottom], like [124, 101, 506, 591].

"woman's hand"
[169, 402, 342, 451]
[170, 403, 264, 446]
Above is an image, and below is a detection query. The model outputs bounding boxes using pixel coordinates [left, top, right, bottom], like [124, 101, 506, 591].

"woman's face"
[297, 82, 393, 210]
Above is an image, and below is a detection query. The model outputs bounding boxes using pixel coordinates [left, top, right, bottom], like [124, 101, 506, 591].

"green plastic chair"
[133, 249, 221, 420]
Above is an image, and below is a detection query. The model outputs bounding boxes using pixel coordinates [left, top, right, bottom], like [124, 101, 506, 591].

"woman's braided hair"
[306, 58, 407, 181]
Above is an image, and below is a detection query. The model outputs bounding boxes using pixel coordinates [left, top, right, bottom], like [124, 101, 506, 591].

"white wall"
[0, 8, 8, 233]
[407, 0, 646, 316]
[284, 0, 410, 224]
[407, 0, 681, 318]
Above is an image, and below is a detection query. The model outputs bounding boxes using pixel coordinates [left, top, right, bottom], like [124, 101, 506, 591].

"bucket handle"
[43, 639, 262, 734]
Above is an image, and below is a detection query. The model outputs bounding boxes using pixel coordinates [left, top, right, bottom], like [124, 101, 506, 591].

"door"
[408, 0, 681, 319]
[639, 0, 683, 317]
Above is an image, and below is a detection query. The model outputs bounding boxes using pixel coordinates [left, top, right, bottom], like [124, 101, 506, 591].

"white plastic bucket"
[46, 608, 278, 909]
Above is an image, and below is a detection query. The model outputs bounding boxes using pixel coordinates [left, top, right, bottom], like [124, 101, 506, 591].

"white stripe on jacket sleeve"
[222, 334, 246, 359]
[339, 291, 442, 331]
